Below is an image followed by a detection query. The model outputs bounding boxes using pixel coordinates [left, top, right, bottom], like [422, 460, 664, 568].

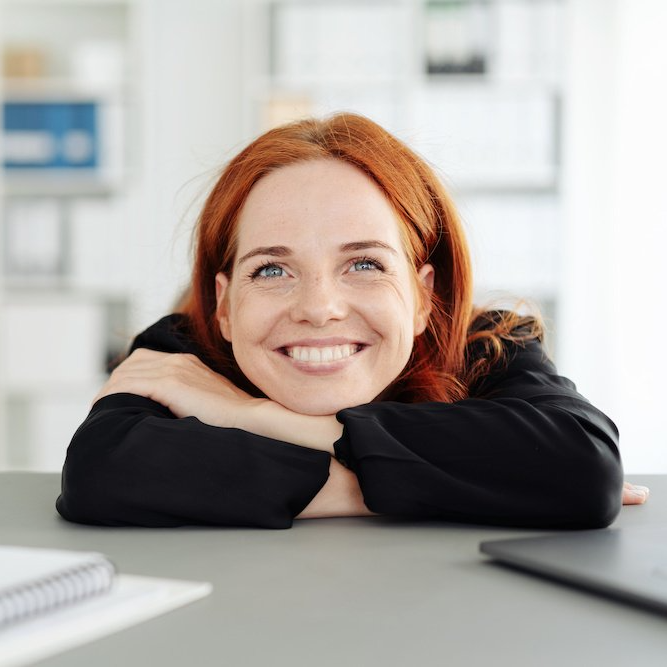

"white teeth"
[286, 344, 359, 363]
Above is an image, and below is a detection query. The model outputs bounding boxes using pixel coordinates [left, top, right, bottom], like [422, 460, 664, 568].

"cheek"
[226, 292, 279, 346]
[367, 284, 418, 336]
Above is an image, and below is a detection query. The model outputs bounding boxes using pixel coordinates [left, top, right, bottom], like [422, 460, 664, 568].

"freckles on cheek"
[366, 283, 415, 321]
[233, 289, 283, 340]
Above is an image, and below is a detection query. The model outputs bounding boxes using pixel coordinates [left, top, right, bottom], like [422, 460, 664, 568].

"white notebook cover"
[0, 573, 212, 667]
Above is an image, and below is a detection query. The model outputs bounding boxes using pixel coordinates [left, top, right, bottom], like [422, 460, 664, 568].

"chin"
[273, 393, 371, 416]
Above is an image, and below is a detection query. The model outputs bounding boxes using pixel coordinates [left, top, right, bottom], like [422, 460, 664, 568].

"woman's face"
[215, 159, 434, 416]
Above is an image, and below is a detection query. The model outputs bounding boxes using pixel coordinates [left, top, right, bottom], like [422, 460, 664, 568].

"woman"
[56, 113, 647, 529]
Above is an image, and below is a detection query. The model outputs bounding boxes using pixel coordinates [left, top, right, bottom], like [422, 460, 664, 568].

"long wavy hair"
[180, 113, 542, 403]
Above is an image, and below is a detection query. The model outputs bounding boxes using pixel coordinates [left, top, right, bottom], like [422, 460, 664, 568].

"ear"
[414, 263, 435, 336]
[215, 272, 232, 342]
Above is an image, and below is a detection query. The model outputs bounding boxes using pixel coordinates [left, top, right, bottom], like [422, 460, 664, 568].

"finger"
[127, 348, 172, 361]
[111, 350, 193, 378]
[100, 356, 212, 402]
[622, 483, 650, 505]
[112, 349, 179, 375]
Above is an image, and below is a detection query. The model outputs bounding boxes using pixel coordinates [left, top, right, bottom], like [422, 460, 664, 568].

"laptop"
[480, 526, 667, 614]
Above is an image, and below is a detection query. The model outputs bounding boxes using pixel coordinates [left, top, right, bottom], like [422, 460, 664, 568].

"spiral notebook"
[0, 545, 212, 667]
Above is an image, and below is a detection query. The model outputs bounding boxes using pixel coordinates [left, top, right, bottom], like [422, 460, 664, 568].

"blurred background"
[0, 0, 665, 474]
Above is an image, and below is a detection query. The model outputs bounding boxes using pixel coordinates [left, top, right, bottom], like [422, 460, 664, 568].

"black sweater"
[56, 314, 623, 529]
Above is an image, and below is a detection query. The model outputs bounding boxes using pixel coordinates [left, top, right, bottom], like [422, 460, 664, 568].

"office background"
[0, 0, 665, 474]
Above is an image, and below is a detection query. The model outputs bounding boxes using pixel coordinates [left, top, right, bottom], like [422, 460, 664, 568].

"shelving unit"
[241, 0, 565, 338]
[1, 0, 248, 471]
[0, 0, 136, 470]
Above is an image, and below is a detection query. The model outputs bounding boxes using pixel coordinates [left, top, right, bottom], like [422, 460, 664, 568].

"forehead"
[236, 159, 403, 250]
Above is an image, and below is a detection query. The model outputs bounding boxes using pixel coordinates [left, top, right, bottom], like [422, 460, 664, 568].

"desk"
[1, 473, 665, 667]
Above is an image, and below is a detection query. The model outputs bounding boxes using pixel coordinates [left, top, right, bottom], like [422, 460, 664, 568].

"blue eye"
[350, 258, 381, 272]
[255, 264, 286, 279]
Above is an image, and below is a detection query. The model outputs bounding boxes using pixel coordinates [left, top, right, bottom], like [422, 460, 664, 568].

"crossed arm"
[94, 348, 375, 519]
[94, 348, 647, 516]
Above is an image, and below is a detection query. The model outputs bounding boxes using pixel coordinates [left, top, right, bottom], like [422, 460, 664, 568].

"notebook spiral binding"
[0, 558, 115, 628]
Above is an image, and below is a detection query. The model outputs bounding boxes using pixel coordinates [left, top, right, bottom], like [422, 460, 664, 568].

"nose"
[289, 274, 348, 327]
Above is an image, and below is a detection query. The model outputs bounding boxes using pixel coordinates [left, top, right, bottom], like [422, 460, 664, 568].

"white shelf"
[3, 171, 121, 197]
[264, 74, 403, 90]
[2, 77, 126, 101]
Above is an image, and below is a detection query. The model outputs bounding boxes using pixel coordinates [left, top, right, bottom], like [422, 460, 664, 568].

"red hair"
[180, 113, 541, 403]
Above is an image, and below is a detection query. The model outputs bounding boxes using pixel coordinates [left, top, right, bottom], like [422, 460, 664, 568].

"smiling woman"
[56, 113, 645, 529]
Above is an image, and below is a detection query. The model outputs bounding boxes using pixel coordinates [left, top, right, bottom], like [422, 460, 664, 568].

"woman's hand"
[95, 349, 262, 429]
[297, 457, 377, 519]
[95, 349, 343, 454]
[622, 482, 649, 505]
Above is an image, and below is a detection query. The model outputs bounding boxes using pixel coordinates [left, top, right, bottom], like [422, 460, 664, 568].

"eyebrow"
[340, 240, 398, 255]
[237, 246, 291, 265]
[237, 240, 398, 265]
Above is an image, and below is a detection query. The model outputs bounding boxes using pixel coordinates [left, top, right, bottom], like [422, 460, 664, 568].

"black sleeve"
[333, 338, 623, 528]
[56, 394, 330, 528]
[56, 315, 331, 529]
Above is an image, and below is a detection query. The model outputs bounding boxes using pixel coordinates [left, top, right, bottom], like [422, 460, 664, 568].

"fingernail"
[630, 488, 648, 500]
[632, 485, 650, 494]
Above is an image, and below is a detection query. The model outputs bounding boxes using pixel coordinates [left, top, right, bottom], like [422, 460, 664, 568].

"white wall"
[559, 0, 667, 473]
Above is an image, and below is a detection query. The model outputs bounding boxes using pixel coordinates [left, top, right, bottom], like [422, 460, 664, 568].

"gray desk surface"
[1, 473, 665, 667]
